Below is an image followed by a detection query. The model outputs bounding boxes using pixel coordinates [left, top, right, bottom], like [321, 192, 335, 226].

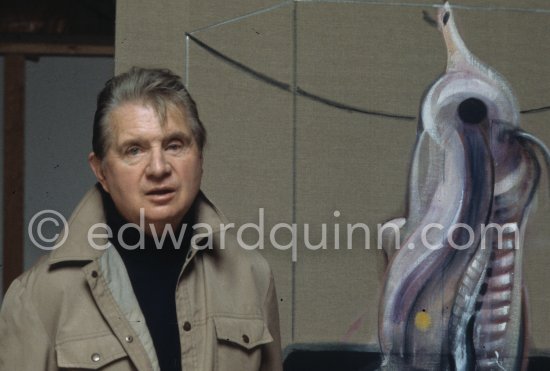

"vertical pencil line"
[185, 35, 190, 87]
[291, 0, 298, 343]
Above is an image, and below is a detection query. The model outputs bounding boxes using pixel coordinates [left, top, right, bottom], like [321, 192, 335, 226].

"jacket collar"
[48, 186, 227, 266]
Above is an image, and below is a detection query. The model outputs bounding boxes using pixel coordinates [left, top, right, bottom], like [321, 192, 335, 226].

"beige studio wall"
[115, 0, 550, 356]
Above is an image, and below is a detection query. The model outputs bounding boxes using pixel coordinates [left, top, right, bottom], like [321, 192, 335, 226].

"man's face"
[89, 102, 202, 234]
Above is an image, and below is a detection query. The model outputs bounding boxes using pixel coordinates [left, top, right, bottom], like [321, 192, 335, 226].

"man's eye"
[166, 142, 184, 152]
[126, 146, 142, 156]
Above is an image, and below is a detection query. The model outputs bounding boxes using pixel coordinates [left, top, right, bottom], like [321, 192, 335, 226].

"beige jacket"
[0, 188, 283, 371]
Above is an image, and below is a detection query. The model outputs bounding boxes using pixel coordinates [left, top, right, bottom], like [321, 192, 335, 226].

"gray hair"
[92, 67, 206, 159]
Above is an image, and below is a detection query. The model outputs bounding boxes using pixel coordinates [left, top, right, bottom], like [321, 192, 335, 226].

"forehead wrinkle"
[107, 99, 191, 148]
[143, 97, 186, 128]
[106, 104, 156, 150]
[109, 103, 192, 149]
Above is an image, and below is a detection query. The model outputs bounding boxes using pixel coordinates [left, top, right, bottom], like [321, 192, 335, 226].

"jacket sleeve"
[0, 278, 57, 370]
[260, 271, 284, 371]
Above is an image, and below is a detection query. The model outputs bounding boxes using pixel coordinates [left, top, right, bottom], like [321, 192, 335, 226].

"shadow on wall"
[282, 343, 550, 371]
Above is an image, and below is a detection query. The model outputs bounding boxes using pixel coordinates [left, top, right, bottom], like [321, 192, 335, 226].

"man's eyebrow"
[163, 132, 193, 144]
[117, 138, 148, 150]
[113, 138, 147, 152]
[114, 132, 192, 151]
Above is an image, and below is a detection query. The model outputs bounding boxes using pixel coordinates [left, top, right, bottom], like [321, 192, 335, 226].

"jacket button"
[242, 334, 250, 344]
[91, 271, 98, 278]
[183, 321, 192, 331]
[91, 353, 101, 362]
[125, 335, 133, 343]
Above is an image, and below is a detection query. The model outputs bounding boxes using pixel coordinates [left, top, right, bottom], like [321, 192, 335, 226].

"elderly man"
[0, 67, 283, 371]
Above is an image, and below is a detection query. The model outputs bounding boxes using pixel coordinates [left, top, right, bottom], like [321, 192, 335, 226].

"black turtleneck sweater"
[100, 187, 191, 371]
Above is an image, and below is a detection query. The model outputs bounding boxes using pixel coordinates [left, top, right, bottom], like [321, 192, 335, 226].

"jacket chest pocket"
[56, 332, 133, 370]
[213, 316, 273, 371]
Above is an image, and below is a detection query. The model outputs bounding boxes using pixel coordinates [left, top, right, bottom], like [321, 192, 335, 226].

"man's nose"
[145, 148, 171, 178]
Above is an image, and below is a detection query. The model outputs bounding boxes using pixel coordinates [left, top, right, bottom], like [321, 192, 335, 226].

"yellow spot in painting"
[414, 311, 432, 332]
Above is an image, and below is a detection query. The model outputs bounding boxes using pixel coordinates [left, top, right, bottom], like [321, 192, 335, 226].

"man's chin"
[143, 215, 185, 234]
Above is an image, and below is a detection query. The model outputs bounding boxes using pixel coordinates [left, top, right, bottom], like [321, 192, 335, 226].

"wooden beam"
[3, 54, 25, 294]
[0, 41, 113, 294]
[0, 43, 114, 57]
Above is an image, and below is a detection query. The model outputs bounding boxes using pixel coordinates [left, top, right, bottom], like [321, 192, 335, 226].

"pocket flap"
[214, 316, 273, 350]
[56, 332, 127, 369]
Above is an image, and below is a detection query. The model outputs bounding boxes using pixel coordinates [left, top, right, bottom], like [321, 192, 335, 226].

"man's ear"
[88, 152, 109, 193]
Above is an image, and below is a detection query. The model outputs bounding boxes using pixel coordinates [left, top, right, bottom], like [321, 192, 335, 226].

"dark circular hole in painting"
[458, 98, 487, 124]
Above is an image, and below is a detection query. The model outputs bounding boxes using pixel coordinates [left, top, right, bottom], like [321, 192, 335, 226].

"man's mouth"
[145, 187, 176, 202]
[146, 188, 174, 195]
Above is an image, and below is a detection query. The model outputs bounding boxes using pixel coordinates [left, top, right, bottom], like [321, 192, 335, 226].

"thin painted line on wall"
[185, 35, 190, 87]
[297, 88, 415, 120]
[185, 33, 416, 121]
[188, 1, 293, 35]
[521, 106, 550, 115]
[291, 0, 298, 343]
[445, 4, 550, 14]
[186, 33, 550, 120]
[186, 33, 291, 89]
[295, 0, 550, 14]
